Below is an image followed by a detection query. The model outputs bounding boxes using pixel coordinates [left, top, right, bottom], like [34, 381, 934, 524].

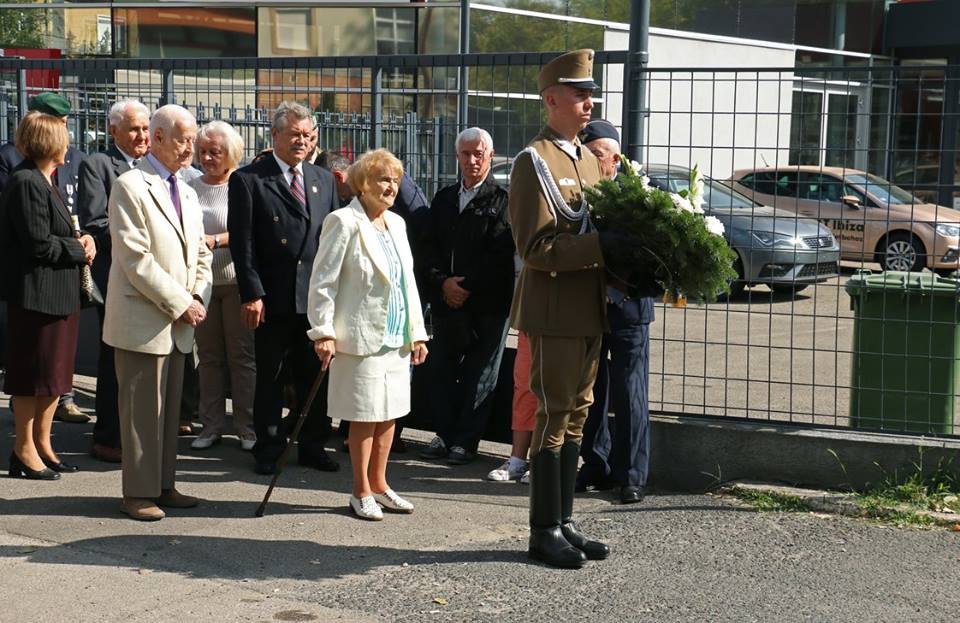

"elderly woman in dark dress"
[1, 111, 96, 480]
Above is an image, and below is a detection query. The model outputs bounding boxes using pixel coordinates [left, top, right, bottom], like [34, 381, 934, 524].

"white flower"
[704, 215, 725, 236]
[688, 165, 706, 214]
[629, 160, 643, 176]
[670, 192, 695, 213]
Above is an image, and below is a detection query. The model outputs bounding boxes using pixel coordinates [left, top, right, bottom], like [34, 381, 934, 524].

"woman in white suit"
[307, 149, 428, 521]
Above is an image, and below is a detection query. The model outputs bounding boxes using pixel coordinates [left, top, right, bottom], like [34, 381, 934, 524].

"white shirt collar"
[552, 138, 582, 161]
[458, 178, 484, 213]
[273, 152, 304, 185]
[117, 148, 139, 168]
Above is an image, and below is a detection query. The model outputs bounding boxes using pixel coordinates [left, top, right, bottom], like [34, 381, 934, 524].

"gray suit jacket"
[77, 145, 133, 293]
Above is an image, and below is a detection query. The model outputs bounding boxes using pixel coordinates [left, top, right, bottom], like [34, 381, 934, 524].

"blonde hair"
[197, 120, 245, 169]
[347, 148, 404, 197]
[15, 111, 68, 162]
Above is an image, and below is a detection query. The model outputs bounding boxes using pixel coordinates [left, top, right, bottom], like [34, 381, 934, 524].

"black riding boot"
[560, 441, 610, 560]
[528, 449, 587, 569]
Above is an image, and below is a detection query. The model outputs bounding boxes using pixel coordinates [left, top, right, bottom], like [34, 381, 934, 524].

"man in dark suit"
[76, 98, 151, 463]
[576, 119, 659, 504]
[228, 101, 340, 475]
[0, 93, 89, 424]
[419, 127, 513, 465]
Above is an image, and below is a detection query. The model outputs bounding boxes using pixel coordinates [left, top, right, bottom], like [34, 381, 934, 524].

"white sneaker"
[349, 495, 383, 521]
[239, 437, 256, 452]
[372, 488, 414, 513]
[520, 470, 530, 485]
[487, 460, 528, 482]
[191, 434, 221, 450]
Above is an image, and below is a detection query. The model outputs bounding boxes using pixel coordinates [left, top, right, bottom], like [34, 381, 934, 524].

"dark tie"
[290, 168, 306, 208]
[167, 174, 182, 222]
[131, 158, 140, 168]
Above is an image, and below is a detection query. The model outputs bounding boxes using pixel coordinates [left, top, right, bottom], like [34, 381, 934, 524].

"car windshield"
[649, 172, 757, 210]
[844, 173, 919, 205]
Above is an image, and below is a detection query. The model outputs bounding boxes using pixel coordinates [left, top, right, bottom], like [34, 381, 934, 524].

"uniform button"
[592, 262, 599, 268]
[298, 260, 302, 265]
[273, 216, 279, 223]
[281, 238, 287, 245]
[550, 271, 557, 277]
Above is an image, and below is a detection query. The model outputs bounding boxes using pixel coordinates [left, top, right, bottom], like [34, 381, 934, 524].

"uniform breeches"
[527, 334, 602, 456]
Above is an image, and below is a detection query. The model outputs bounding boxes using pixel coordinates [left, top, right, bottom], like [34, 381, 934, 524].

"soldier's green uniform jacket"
[508, 125, 607, 337]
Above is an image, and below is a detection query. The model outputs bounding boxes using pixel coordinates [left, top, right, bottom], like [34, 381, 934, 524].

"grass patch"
[732, 488, 811, 513]
[830, 448, 960, 528]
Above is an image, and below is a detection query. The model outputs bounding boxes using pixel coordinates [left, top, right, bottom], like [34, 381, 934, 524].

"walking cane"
[255, 367, 327, 517]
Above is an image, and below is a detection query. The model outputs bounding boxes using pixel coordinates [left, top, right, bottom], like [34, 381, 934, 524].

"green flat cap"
[28, 92, 71, 117]
[537, 49, 598, 93]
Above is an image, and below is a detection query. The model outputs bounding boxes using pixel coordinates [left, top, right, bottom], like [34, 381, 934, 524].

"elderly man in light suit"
[103, 104, 213, 521]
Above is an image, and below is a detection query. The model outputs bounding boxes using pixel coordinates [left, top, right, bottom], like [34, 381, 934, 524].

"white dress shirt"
[273, 152, 304, 187]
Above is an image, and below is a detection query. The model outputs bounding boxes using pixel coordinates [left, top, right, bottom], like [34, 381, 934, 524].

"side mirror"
[841, 195, 862, 209]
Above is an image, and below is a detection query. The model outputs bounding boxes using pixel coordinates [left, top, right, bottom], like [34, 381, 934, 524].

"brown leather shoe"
[156, 488, 199, 508]
[54, 402, 91, 423]
[90, 443, 122, 463]
[121, 497, 165, 521]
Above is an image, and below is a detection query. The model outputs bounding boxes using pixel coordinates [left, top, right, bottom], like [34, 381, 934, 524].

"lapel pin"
[311, 186, 318, 193]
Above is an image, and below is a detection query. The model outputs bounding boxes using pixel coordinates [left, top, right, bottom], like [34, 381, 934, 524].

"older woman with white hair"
[308, 148, 428, 521]
[188, 120, 256, 451]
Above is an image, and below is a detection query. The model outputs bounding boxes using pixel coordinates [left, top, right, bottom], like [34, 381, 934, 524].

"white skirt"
[327, 346, 411, 422]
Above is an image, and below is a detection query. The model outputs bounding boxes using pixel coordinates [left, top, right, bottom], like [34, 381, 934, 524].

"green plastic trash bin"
[845, 270, 960, 434]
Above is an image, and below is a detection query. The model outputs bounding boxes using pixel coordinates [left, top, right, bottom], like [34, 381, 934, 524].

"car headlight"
[751, 231, 806, 248]
[934, 223, 960, 238]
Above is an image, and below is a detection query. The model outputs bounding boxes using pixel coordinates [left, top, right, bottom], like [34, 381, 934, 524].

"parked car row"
[488, 157, 960, 300]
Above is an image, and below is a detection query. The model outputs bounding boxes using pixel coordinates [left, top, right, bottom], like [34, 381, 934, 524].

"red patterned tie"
[290, 168, 306, 208]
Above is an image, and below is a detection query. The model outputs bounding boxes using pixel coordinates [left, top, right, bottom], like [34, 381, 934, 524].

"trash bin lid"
[845, 270, 960, 298]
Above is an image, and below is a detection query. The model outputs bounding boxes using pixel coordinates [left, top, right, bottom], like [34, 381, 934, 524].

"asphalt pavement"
[2, 384, 959, 623]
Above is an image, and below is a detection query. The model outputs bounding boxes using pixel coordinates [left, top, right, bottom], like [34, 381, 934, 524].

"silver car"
[646, 165, 840, 297]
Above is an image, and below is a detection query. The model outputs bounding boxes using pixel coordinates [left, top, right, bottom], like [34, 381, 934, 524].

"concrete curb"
[724, 481, 960, 528]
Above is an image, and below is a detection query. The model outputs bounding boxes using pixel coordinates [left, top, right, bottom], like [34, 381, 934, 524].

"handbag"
[80, 264, 104, 308]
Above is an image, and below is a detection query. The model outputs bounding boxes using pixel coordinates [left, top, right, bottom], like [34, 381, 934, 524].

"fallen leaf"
[432, 598, 448, 606]
[950, 523, 960, 532]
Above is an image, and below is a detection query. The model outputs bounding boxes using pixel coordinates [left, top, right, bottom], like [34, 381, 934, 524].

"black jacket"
[77, 145, 132, 293]
[227, 155, 338, 317]
[0, 162, 87, 316]
[420, 175, 514, 317]
[0, 142, 85, 202]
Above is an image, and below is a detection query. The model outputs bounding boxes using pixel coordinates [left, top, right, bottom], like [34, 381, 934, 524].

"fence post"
[458, 0, 471, 131]
[623, 0, 650, 163]
[17, 67, 28, 122]
[161, 68, 175, 106]
[371, 62, 383, 149]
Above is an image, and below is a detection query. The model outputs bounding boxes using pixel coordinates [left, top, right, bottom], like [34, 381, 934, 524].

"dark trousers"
[252, 313, 330, 463]
[180, 351, 199, 424]
[429, 312, 509, 452]
[580, 302, 652, 488]
[92, 305, 121, 448]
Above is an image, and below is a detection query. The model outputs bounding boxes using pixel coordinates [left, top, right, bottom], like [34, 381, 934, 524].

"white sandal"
[372, 488, 414, 513]
[349, 495, 383, 521]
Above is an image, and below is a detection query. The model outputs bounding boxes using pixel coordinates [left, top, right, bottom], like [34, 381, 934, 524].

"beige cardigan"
[306, 199, 427, 356]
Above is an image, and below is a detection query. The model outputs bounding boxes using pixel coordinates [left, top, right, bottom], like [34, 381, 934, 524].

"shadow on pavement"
[0, 534, 526, 581]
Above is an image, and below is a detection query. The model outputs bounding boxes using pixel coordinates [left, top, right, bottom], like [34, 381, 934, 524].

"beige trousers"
[194, 283, 256, 437]
[527, 334, 602, 456]
[116, 348, 185, 498]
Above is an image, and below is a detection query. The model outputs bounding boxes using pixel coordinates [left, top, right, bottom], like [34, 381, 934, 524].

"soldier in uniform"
[509, 49, 624, 568]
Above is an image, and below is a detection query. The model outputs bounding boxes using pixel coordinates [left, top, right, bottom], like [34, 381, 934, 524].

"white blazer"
[103, 158, 213, 356]
[306, 199, 427, 356]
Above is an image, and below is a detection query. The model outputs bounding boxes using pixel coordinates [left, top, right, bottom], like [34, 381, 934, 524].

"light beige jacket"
[103, 158, 213, 355]
[306, 199, 427, 356]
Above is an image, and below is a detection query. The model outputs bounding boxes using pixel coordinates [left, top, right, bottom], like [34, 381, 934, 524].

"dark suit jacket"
[0, 142, 85, 204]
[228, 155, 337, 317]
[420, 175, 514, 318]
[0, 162, 87, 316]
[77, 145, 131, 293]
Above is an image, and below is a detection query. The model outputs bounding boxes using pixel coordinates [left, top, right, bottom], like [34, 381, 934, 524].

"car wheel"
[881, 233, 926, 272]
[770, 283, 808, 295]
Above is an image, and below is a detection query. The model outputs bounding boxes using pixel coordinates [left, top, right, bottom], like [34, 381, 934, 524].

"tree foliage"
[0, 4, 46, 49]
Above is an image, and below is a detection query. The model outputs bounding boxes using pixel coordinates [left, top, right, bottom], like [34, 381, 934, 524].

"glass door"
[789, 85, 867, 170]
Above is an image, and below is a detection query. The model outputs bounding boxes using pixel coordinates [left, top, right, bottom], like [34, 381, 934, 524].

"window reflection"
[113, 8, 255, 58]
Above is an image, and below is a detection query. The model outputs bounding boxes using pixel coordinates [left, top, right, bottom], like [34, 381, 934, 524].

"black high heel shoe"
[42, 457, 79, 473]
[8, 453, 60, 480]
